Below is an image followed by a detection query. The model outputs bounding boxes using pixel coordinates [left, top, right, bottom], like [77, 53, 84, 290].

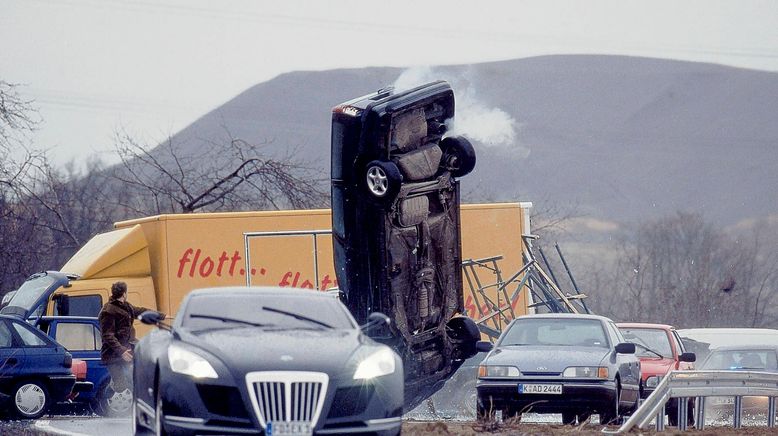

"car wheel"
[439, 136, 476, 177]
[155, 382, 168, 436]
[600, 383, 621, 425]
[364, 160, 402, 204]
[12, 380, 50, 419]
[668, 398, 694, 427]
[98, 380, 132, 417]
[562, 412, 577, 425]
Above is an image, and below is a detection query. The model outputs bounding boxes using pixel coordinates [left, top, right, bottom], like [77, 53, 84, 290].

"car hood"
[638, 357, 675, 378]
[488, 345, 611, 373]
[177, 327, 369, 380]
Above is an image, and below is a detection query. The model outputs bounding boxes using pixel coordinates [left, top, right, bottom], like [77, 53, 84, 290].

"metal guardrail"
[605, 370, 778, 433]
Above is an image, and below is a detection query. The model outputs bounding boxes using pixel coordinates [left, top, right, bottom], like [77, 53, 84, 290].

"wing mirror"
[476, 341, 493, 352]
[679, 352, 697, 362]
[615, 342, 636, 354]
[361, 312, 391, 331]
[138, 310, 169, 329]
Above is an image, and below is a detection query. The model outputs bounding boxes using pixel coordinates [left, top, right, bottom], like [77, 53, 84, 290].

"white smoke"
[392, 66, 520, 149]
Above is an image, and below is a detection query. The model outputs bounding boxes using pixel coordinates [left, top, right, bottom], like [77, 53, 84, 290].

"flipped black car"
[330, 81, 480, 408]
[132, 287, 403, 436]
[476, 314, 641, 425]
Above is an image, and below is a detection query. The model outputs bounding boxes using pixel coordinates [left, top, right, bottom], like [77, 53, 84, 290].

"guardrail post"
[655, 410, 665, 431]
[678, 397, 689, 431]
[733, 396, 743, 429]
[769, 397, 776, 428]
[695, 397, 706, 430]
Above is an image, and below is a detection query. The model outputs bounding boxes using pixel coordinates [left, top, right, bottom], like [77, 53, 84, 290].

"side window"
[672, 331, 686, 354]
[55, 323, 100, 351]
[54, 294, 103, 317]
[0, 321, 13, 347]
[608, 322, 624, 344]
[12, 322, 48, 346]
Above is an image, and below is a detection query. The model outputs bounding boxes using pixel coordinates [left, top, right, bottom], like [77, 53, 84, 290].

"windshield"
[499, 318, 609, 348]
[701, 349, 778, 371]
[1, 274, 58, 316]
[182, 293, 355, 331]
[620, 328, 672, 358]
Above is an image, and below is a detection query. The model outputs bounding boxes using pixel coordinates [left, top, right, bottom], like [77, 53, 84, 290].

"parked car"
[617, 323, 696, 426]
[331, 81, 480, 408]
[678, 328, 778, 364]
[476, 314, 641, 425]
[698, 345, 778, 421]
[132, 287, 404, 436]
[0, 314, 76, 419]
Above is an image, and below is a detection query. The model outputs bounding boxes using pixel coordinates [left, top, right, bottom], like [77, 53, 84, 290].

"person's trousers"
[106, 361, 133, 393]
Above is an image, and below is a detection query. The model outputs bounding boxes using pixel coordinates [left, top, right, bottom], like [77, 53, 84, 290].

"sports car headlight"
[562, 366, 608, 378]
[353, 347, 396, 380]
[645, 375, 661, 388]
[478, 365, 521, 378]
[168, 345, 218, 379]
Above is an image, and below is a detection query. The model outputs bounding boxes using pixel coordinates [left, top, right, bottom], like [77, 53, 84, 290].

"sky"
[2, 0, 777, 165]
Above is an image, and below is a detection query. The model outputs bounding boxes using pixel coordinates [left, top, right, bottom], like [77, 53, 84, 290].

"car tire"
[600, 383, 621, 425]
[364, 160, 402, 204]
[439, 136, 476, 178]
[12, 380, 50, 419]
[95, 379, 132, 417]
[668, 397, 694, 427]
[562, 412, 577, 425]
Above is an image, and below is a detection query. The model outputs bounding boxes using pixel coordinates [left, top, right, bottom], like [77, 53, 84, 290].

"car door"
[607, 321, 640, 403]
[8, 318, 67, 377]
[49, 319, 107, 399]
[0, 320, 24, 379]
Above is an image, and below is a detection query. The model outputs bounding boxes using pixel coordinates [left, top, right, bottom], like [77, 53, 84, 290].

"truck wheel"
[12, 380, 50, 419]
[364, 160, 402, 204]
[440, 136, 476, 177]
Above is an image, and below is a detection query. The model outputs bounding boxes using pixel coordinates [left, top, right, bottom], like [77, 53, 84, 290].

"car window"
[54, 294, 103, 317]
[608, 322, 625, 343]
[702, 349, 778, 370]
[672, 331, 686, 354]
[620, 328, 673, 357]
[55, 323, 99, 351]
[500, 318, 609, 348]
[0, 322, 13, 347]
[12, 321, 48, 346]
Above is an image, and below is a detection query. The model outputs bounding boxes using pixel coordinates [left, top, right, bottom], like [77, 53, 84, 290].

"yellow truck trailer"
[45, 202, 532, 327]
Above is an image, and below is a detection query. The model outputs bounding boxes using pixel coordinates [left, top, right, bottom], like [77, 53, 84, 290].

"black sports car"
[132, 287, 403, 436]
[330, 81, 480, 408]
[476, 314, 641, 425]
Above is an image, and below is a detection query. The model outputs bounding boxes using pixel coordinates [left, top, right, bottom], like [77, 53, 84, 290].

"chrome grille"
[246, 372, 329, 429]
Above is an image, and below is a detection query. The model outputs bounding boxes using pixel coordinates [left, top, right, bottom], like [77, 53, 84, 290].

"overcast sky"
[2, 0, 777, 164]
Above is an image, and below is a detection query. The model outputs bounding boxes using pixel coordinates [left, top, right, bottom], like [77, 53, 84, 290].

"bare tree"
[111, 128, 328, 214]
[586, 212, 778, 328]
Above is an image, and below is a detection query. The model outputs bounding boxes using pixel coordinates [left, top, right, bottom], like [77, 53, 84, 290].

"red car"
[617, 323, 696, 426]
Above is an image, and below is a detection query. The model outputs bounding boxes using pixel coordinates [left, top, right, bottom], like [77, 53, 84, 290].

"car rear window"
[500, 318, 609, 348]
[702, 349, 778, 370]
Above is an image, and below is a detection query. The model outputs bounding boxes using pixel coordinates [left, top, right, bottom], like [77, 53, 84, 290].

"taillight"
[63, 352, 72, 368]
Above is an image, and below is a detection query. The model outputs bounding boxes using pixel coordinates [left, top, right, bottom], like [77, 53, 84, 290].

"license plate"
[267, 421, 312, 436]
[518, 383, 562, 394]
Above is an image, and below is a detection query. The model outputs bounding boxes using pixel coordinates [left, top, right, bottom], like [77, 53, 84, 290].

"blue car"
[2, 272, 111, 415]
[0, 314, 76, 419]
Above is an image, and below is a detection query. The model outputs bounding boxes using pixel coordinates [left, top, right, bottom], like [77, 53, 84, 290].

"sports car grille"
[245, 372, 329, 429]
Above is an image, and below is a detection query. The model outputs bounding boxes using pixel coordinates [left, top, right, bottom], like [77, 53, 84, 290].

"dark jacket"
[99, 299, 153, 363]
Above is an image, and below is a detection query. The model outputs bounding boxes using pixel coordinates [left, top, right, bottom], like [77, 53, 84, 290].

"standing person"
[98, 281, 163, 399]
